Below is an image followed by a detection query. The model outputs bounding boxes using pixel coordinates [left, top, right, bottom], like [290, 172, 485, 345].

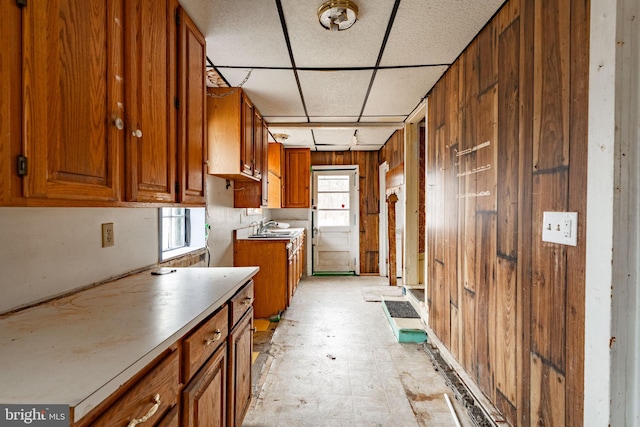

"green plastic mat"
[312, 271, 356, 276]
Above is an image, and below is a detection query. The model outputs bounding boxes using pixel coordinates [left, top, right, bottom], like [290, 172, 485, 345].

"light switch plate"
[542, 212, 578, 246]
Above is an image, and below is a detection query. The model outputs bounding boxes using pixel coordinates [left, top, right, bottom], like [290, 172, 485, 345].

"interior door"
[311, 169, 359, 274]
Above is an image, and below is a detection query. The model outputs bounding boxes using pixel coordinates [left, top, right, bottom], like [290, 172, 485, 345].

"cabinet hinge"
[16, 0, 26, 8]
[17, 155, 27, 176]
[175, 10, 181, 26]
[174, 97, 181, 110]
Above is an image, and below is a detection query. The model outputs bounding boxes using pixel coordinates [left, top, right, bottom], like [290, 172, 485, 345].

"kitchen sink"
[265, 229, 294, 234]
[248, 233, 294, 239]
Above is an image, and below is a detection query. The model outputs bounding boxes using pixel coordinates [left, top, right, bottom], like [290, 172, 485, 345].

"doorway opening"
[311, 167, 360, 276]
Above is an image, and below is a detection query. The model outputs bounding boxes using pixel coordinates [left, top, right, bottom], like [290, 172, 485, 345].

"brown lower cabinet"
[158, 406, 180, 427]
[234, 232, 305, 319]
[227, 309, 253, 427]
[182, 343, 227, 427]
[74, 281, 254, 427]
[89, 349, 180, 427]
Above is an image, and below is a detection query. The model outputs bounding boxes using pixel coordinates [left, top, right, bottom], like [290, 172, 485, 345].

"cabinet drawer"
[229, 281, 254, 327]
[183, 305, 229, 382]
[91, 350, 179, 427]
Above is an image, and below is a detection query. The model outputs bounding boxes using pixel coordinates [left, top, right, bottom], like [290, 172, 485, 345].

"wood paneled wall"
[425, 0, 588, 426]
[380, 129, 404, 170]
[311, 151, 381, 274]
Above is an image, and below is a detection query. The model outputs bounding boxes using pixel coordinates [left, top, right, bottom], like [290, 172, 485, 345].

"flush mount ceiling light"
[318, 0, 358, 31]
[273, 133, 289, 142]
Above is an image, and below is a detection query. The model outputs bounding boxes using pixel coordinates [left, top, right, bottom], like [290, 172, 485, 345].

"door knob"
[132, 129, 143, 138]
[114, 117, 124, 130]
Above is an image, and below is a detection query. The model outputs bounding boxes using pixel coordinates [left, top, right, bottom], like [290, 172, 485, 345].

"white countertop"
[0, 267, 259, 422]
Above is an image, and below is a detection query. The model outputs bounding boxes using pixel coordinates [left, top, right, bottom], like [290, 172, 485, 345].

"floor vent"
[423, 343, 496, 427]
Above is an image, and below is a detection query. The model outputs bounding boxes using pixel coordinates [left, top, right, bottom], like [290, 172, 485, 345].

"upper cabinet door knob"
[114, 117, 124, 130]
[132, 129, 143, 138]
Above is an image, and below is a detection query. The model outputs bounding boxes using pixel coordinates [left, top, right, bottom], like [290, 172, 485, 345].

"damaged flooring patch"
[244, 275, 474, 426]
[422, 343, 496, 427]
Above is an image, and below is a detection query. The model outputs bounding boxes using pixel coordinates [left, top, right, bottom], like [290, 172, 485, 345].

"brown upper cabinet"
[21, 0, 123, 202]
[124, 0, 178, 203]
[267, 142, 285, 208]
[9, 0, 205, 207]
[207, 88, 266, 184]
[176, 7, 207, 205]
[283, 148, 310, 208]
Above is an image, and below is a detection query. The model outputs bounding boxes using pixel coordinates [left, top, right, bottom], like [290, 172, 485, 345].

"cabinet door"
[22, 0, 122, 201]
[156, 405, 179, 427]
[240, 96, 254, 177]
[253, 112, 263, 180]
[284, 148, 311, 208]
[1, 1, 22, 205]
[267, 143, 283, 177]
[227, 309, 253, 427]
[91, 350, 180, 427]
[183, 343, 227, 427]
[124, 0, 176, 202]
[177, 7, 206, 204]
[260, 123, 269, 206]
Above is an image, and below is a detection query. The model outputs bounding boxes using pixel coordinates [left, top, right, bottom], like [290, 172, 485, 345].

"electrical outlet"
[102, 223, 114, 247]
[542, 212, 578, 246]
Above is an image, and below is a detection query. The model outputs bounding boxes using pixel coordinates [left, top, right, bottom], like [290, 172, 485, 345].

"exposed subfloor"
[243, 275, 474, 427]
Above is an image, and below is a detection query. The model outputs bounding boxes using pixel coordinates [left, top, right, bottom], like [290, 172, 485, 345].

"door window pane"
[317, 193, 349, 210]
[317, 175, 349, 192]
[318, 210, 350, 227]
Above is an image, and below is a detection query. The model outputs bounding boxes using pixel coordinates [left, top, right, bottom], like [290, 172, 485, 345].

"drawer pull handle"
[242, 297, 253, 306]
[205, 330, 222, 345]
[127, 394, 161, 427]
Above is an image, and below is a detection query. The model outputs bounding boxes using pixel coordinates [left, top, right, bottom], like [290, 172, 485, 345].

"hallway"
[243, 275, 473, 426]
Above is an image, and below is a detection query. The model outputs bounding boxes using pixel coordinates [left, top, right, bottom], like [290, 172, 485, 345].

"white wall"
[0, 207, 158, 314]
[586, 0, 640, 424]
[205, 176, 266, 266]
[0, 177, 270, 314]
[609, 0, 640, 424]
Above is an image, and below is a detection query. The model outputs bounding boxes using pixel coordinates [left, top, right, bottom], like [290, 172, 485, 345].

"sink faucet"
[257, 219, 278, 234]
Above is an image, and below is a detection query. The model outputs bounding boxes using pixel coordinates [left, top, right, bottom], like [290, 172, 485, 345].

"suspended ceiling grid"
[180, 0, 506, 151]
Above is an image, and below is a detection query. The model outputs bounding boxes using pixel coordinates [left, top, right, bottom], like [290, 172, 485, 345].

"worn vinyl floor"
[243, 275, 474, 427]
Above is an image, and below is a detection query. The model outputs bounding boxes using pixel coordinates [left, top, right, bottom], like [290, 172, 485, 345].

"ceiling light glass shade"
[318, 0, 358, 31]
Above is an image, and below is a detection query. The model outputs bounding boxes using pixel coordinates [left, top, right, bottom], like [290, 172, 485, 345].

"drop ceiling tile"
[263, 116, 308, 123]
[381, 0, 506, 66]
[359, 115, 406, 123]
[314, 129, 357, 147]
[218, 69, 304, 117]
[281, 0, 392, 68]
[204, 0, 290, 67]
[354, 127, 397, 147]
[363, 67, 447, 116]
[315, 145, 352, 151]
[268, 128, 314, 147]
[298, 70, 372, 117]
[309, 117, 360, 123]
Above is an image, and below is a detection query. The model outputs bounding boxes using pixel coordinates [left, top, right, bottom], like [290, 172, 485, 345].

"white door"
[311, 168, 359, 274]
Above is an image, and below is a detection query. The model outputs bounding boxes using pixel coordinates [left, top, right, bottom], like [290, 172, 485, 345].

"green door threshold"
[312, 271, 356, 276]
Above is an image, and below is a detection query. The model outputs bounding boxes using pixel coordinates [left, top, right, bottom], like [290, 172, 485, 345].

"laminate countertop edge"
[0, 267, 259, 423]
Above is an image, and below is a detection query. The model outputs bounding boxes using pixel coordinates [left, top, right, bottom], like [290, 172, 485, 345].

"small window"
[159, 207, 206, 261]
[161, 208, 190, 251]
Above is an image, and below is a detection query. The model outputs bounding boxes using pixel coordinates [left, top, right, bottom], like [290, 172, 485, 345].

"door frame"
[379, 161, 389, 277]
[311, 165, 360, 275]
[403, 101, 427, 286]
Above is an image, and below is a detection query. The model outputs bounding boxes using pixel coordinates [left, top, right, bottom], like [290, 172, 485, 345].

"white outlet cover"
[542, 211, 578, 246]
